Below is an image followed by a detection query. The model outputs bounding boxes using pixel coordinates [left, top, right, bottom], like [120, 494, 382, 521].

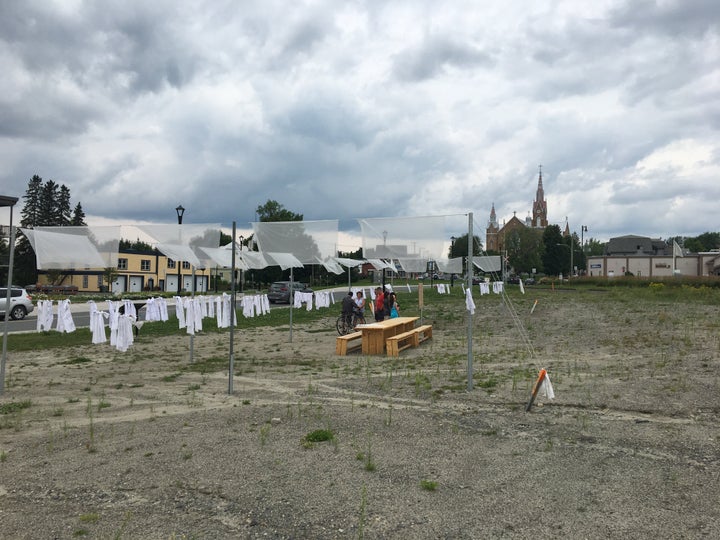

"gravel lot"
[1, 288, 718, 539]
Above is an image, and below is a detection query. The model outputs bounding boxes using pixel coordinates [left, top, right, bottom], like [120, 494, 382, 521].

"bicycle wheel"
[336, 315, 350, 335]
[353, 314, 366, 328]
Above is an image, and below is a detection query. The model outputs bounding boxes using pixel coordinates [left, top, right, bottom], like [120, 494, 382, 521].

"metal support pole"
[1, 200, 18, 396]
[289, 267, 294, 343]
[228, 221, 236, 394]
[467, 212, 474, 392]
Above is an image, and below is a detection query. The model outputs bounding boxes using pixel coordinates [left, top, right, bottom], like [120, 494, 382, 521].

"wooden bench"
[414, 324, 433, 343]
[336, 332, 363, 355]
[386, 329, 420, 357]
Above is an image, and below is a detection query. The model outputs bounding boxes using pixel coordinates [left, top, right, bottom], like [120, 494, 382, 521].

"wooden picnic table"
[355, 316, 419, 355]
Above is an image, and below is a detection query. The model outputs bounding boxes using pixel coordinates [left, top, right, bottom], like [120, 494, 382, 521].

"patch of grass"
[0, 400, 31, 415]
[304, 429, 335, 443]
[420, 479, 438, 491]
[161, 373, 182, 382]
[79, 513, 99, 523]
[59, 356, 92, 365]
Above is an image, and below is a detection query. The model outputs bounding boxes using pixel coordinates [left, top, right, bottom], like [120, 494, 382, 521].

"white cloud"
[0, 0, 718, 243]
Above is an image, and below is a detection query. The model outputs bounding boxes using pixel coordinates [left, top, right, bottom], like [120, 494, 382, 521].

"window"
[118, 258, 128, 270]
[168, 259, 176, 269]
[182, 261, 191, 270]
[82, 275, 89, 288]
[141, 259, 151, 271]
[97, 275, 103, 288]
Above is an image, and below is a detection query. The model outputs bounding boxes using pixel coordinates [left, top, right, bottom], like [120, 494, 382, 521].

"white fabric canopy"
[359, 215, 446, 260]
[474, 255, 502, 272]
[265, 252, 304, 270]
[156, 243, 204, 268]
[334, 257, 365, 268]
[22, 226, 120, 269]
[436, 257, 463, 274]
[317, 257, 345, 274]
[251, 220, 338, 263]
[199, 246, 249, 270]
[240, 251, 269, 270]
[397, 258, 428, 273]
[366, 258, 397, 272]
[137, 224, 221, 269]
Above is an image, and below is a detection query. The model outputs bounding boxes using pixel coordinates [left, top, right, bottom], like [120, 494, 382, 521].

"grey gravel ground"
[1, 289, 718, 539]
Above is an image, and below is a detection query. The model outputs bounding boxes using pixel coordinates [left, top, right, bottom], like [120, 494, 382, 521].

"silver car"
[0, 287, 34, 320]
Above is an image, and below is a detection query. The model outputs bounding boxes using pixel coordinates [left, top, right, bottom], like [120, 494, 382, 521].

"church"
[486, 167, 564, 253]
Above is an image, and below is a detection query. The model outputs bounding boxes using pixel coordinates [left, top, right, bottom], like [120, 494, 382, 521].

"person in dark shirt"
[341, 292, 355, 325]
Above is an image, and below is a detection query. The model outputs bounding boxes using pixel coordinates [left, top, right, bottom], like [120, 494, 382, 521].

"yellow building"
[36, 249, 211, 294]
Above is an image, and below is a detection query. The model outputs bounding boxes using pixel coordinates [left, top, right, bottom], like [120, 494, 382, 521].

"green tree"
[541, 225, 565, 277]
[585, 238, 605, 256]
[684, 232, 720, 253]
[506, 227, 544, 275]
[59, 184, 72, 225]
[256, 200, 303, 222]
[71, 202, 86, 226]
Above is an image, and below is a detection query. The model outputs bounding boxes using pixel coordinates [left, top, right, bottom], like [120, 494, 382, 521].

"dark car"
[0, 287, 34, 320]
[507, 276, 520, 284]
[267, 281, 312, 304]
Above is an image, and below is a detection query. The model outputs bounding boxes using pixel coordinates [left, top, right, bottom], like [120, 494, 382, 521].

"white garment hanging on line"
[55, 299, 76, 333]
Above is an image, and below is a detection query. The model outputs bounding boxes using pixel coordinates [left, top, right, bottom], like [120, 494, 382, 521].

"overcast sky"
[1, 0, 718, 248]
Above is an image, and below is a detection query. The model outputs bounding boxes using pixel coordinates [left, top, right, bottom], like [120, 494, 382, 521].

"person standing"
[374, 287, 385, 321]
[355, 291, 366, 317]
[342, 291, 355, 325]
[388, 291, 400, 318]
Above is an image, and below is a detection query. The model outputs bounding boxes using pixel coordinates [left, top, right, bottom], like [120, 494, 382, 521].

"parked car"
[507, 275, 521, 284]
[0, 287, 34, 320]
[524, 277, 536, 285]
[267, 281, 312, 304]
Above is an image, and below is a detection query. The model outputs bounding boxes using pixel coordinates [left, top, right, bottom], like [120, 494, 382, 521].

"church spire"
[532, 165, 548, 227]
[488, 202, 498, 228]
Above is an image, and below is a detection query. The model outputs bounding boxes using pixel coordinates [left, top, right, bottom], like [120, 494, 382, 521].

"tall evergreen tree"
[71, 202, 86, 226]
[39, 180, 59, 226]
[20, 175, 43, 228]
[59, 184, 72, 225]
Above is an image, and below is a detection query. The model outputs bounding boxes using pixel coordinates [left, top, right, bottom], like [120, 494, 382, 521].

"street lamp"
[176, 205, 185, 294]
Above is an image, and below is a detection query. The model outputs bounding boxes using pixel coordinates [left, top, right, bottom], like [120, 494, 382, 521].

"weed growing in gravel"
[1, 449, 7, 462]
[0, 400, 31, 415]
[420, 479, 438, 491]
[303, 429, 335, 448]
[260, 424, 271, 447]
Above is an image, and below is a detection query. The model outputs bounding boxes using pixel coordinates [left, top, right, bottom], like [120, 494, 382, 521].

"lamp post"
[176, 205, 184, 294]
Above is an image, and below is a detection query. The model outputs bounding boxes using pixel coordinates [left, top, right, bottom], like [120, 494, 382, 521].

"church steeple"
[488, 202, 498, 228]
[532, 165, 548, 228]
